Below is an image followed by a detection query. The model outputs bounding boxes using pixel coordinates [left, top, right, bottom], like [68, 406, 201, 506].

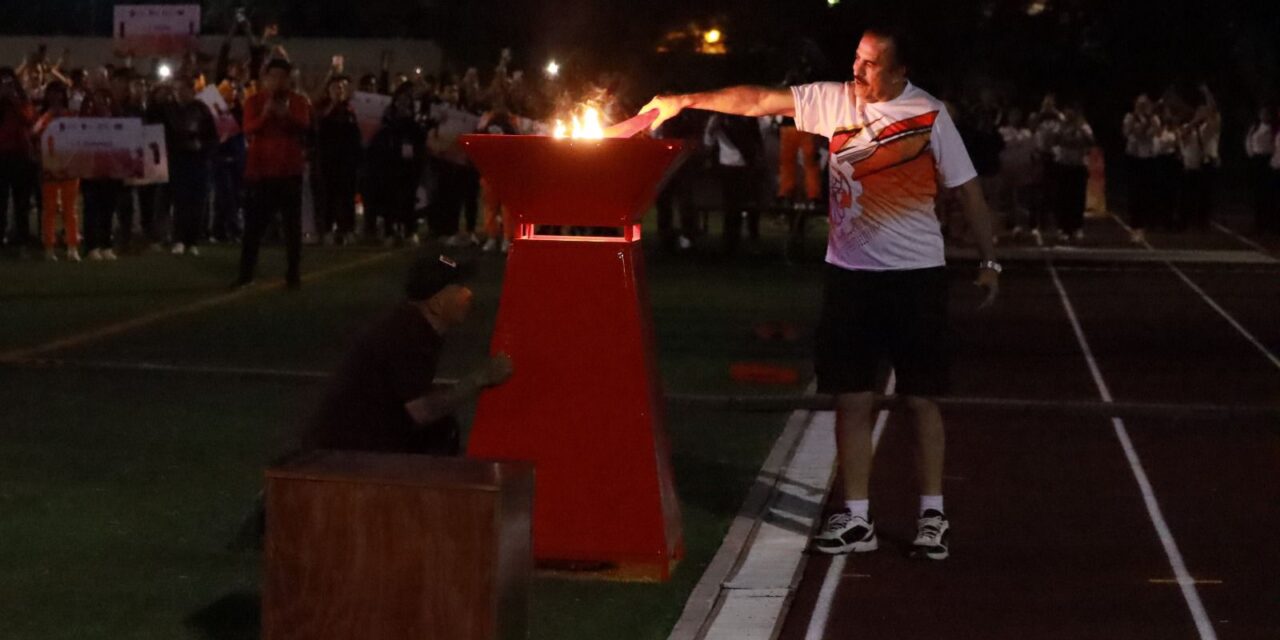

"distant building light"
[157, 63, 172, 80]
[704, 29, 722, 45]
[545, 60, 560, 78]
[827, 0, 840, 6]
[1027, 1, 1048, 15]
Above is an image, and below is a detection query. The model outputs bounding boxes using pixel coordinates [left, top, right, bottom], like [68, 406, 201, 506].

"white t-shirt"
[1123, 113, 1160, 158]
[998, 125, 1036, 185]
[1273, 130, 1280, 170]
[1245, 123, 1274, 158]
[792, 81, 976, 271]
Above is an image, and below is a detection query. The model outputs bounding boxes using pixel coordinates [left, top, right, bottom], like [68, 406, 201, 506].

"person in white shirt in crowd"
[1244, 104, 1275, 234]
[1030, 93, 1064, 243]
[1272, 107, 1280, 235]
[1047, 102, 1094, 242]
[426, 81, 481, 244]
[1149, 98, 1183, 232]
[703, 112, 766, 254]
[641, 25, 1000, 562]
[1176, 85, 1221, 232]
[997, 106, 1037, 238]
[1122, 94, 1162, 243]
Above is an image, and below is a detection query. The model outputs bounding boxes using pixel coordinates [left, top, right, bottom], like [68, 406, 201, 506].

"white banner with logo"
[197, 86, 240, 143]
[41, 118, 146, 181]
[113, 4, 201, 57]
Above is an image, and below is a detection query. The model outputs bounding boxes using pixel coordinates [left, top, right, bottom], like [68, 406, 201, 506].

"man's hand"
[975, 268, 999, 310]
[474, 353, 514, 387]
[406, 354, 514, 426]
[639, 95, 686, 132]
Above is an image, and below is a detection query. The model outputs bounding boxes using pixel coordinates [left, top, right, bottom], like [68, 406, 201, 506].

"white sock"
[920, 495, 944, 516]
[844, 499, 870, 519]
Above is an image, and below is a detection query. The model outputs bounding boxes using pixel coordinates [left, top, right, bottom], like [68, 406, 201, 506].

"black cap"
[405, 254, 472, 301]
[263, 58, 293, 74]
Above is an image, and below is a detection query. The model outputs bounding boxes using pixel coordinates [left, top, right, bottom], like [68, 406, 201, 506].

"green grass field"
[0, 228, 827, 640]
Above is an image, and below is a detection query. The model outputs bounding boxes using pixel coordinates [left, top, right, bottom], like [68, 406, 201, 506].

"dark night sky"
[6, 2, 1277, 88]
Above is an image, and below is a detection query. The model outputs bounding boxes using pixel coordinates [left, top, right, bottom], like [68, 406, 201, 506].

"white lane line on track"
[1110, 215, 1280, 371]
[1210, 220, 1271, 255]
[804, 371, 895, 640]
[1049, 263, 1218, 640]
[1162, 263, 1280, 370]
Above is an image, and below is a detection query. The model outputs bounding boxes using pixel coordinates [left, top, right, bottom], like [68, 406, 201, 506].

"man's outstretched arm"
[641, 86, 795, 131]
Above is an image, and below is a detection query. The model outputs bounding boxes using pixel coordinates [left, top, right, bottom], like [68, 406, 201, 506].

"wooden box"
[264, 451, 534, 640]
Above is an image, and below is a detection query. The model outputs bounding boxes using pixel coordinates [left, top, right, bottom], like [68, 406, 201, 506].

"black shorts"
[815, 265, 950, 397]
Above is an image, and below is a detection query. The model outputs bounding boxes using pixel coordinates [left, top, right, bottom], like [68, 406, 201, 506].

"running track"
[777, 218, 1280, 640]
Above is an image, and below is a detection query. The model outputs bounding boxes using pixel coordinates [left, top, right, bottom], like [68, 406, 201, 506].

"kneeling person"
[303, 254, 512, 455]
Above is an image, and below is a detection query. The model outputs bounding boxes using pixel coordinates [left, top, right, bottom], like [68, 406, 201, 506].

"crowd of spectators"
[0, 18, 582, 277]
[645, 78, 1280, 254]
[2, 21, 1279, 275]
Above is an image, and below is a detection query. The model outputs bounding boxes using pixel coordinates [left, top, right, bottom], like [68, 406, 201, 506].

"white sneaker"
[443, 234, 463, 247]
[101, 249, 118, 261]
[171, 243, 186, 255]
[500, 238, 511, 254]
[87, 249, 104, 261]
[468, 232, 480, 246]
[187, 245, 200, 257]
[44, 248, 58, 262]
[812, 510, 878, 555]
[677, 235, 693, 250]
[911, 509, 950, 560]
[66, 248, 81, 262]
[1072, 229, 1085, 242]
[482, 238, 498, 252]
[408, 233, 421, 247]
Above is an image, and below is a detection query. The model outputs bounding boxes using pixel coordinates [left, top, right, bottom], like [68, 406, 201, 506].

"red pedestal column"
[461, 135, 685, 580]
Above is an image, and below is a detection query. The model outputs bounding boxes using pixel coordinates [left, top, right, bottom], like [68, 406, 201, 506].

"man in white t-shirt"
[643, 26, 999, 561]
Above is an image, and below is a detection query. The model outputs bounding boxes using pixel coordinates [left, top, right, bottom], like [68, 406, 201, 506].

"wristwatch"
[978, 260, 1003, 274]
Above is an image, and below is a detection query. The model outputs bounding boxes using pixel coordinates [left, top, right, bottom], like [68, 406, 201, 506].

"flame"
[553, 105, 605, 139]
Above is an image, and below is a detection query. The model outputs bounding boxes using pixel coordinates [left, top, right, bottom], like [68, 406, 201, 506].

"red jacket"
[243, 90, 311, 181]
[0, 101, 35, 157]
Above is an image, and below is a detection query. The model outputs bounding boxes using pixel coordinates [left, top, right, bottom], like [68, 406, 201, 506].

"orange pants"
[777, 126, 821, 201]
[42, 179, 80, 249]
[481, 178, 513, 241]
